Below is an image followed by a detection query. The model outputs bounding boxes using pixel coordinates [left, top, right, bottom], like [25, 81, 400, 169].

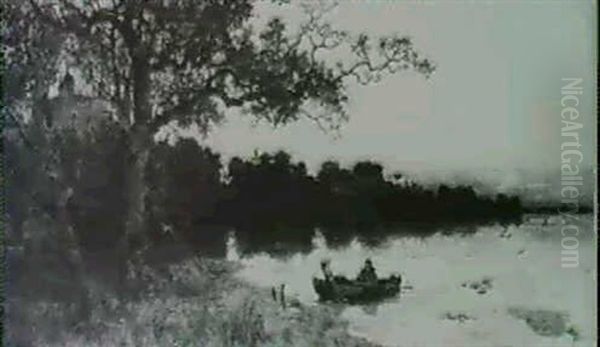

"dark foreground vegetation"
[7, 256, 377, 347]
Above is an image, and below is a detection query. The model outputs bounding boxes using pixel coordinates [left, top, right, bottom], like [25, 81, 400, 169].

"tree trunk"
[118, 126, 151, 288]
[118, 51, 153, 291]
[57, 187, 90, 321]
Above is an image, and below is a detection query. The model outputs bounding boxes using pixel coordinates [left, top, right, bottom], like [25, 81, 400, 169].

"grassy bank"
[7, 257, 376, 347]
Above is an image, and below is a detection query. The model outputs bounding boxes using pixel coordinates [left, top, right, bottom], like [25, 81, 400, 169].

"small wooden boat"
[313, 261, 402, 303]
[313, 275, 402, 303]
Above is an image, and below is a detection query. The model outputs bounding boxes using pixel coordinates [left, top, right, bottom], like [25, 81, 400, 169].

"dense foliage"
[144, 142, 523, 235]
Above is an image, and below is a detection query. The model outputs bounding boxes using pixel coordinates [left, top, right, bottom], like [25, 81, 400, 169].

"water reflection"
[228, 221, 514, 258]
[233, 227, 316, 258]
[226, 215, 595, 347]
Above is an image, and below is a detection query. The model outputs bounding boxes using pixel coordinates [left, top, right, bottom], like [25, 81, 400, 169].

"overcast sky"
[171, 0, 596, 185]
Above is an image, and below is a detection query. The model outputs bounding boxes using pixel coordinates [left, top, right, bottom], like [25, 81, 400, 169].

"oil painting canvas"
[3, 1, 597, 346]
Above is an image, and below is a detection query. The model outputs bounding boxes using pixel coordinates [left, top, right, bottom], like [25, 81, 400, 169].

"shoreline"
[7, 257, 377, 347]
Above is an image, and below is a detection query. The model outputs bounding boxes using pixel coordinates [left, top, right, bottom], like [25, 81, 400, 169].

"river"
[225, 214, 596, 347]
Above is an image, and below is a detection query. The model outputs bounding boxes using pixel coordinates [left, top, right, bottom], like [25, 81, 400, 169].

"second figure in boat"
[357, 258, 378, 283]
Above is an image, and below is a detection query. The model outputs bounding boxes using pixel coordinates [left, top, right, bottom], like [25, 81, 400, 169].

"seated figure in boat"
[320, 260, 334, 282]
[357, 258, 378, 283]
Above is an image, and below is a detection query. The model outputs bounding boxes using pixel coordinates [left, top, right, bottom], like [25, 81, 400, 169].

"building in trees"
[38, 71, 116, 133]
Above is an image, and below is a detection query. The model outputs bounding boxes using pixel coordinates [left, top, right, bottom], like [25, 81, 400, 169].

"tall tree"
[6, 0, 435, 275]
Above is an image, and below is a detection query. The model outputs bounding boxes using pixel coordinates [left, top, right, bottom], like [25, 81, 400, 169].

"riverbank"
[6, 257, 377, 347]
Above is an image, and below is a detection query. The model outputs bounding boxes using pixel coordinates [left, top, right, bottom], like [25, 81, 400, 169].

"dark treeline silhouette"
[144, 138, 524, 235]
[137, 138, 525, 257]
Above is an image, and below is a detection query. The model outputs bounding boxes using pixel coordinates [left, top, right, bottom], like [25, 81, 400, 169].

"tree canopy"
[7, 0, 435, 133]
[4, 0, 437, 285]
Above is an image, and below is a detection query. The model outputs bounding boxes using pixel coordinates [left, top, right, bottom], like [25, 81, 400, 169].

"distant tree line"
[143, 136, 524, 243]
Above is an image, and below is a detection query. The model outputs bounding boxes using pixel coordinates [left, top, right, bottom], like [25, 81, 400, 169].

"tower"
[59, 70, 75, 96]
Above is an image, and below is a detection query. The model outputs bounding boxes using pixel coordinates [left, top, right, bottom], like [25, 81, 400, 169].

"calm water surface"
[226, 215, 596, 347]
